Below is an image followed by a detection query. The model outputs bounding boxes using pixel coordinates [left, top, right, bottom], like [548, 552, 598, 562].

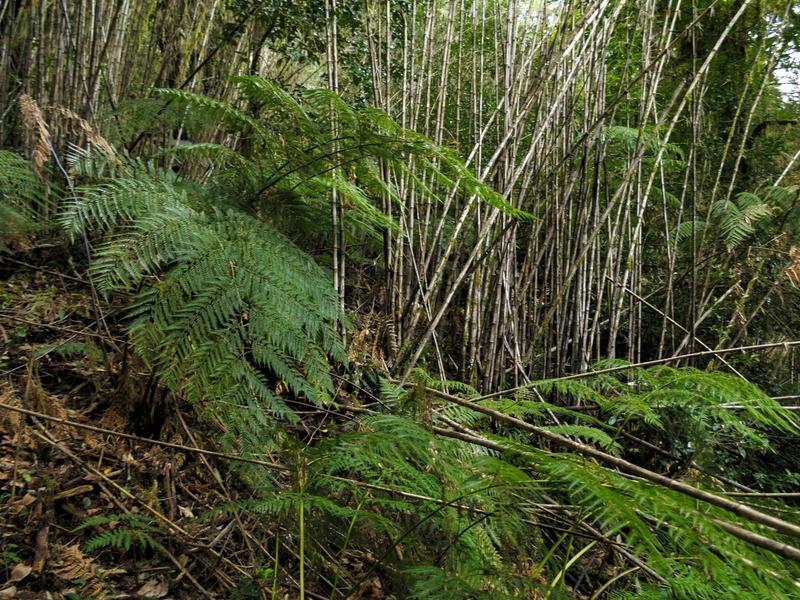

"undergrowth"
[2, 82, 800, 599]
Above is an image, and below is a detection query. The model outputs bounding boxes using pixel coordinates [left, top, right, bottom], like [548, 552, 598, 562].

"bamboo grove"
[3, 0, 800, 389]
[2, 0, 800, 598]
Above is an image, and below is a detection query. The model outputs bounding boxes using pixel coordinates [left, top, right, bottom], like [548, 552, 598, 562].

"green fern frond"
[84, 528, 157, 554]
[671, 219, 707, 245]
[153, 88, 268, 139]
[77, 513, 159, 554]
[709, 191, 771, 250]
[0, 150, 53, 248]
[542, 424, 621, 454]
[379, 377, 407, 406]
[62, 169, 346, 440]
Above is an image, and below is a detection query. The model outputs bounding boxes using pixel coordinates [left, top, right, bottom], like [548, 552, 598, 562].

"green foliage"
[0, 543, 21, 566]
[403, 366, 800, 598]
[672, 188, 780, 251]
[525, 362, 798, 471]
[242, 367, 797, 599]
[403, 565, 522, 600]
[604, 125, 685, 162]
[711, 192, 772, 250]
[0, 150, 53, 249]
[151, 76, 534, 236]
[538, 454, 798, 597]
[4, 66, 799, 599]
[56, 76, 537, 468]
[76, 513, 159, 554]
[60, 169, 345, 441]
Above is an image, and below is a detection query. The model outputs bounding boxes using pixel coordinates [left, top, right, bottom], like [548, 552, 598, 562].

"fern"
[151, 77, 534, 229]
[521, 362, 798, 467]
[61, 170, 345, 440]
[0, 150, 53, 248]
[403, 565, 522, 600]
[76, 513, 159, 554]
[56, 78, 535, 452]
[711, 193, 771, 250]
[604, 124, 685, 163]
[540, 454, 800, 599]
[11, 75, 797, 599]
[84, 528, 158, 554]
[542, 424, 622, 454]
[386, 368, 800, 598]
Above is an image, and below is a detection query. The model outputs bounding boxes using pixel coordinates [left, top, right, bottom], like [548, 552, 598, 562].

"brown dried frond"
[0, 381, 23, 431]
[786, 246, 800, 287]
[52, 544, 124, 599]
[49, 105, 117, 161]
[19, 94, 51, 171]
[22, 362, 70, 439]
[347, 312, 390, 369]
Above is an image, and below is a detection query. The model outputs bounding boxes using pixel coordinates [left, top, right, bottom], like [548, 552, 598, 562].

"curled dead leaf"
[136, 578, 170, 598]
[8, 563, 31, 583]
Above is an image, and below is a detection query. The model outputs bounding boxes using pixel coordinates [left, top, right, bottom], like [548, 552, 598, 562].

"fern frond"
[77, 513, 159, 555]
[0, 150, 53, 248]
[84, 528, 157, 554]
[62, 171, 345, 441]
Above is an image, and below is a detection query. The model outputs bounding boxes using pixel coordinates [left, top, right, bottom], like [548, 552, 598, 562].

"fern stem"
[329, 500, 362, 600]
[299, 494, 305, 600]
[272, 536, 280, 600]
[546, 541, 596, 598]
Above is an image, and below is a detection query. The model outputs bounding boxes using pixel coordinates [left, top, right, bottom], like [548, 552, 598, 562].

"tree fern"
[151, 77, 534, 230]
[711, 192, 772, 251]
[61, 168, 345, 453]
[521, 362, 798, 465]
[539, 454, 800, 598]
[376, 368, 800, 598]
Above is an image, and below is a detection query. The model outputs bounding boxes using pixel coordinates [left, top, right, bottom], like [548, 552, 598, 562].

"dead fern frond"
[786, 246, 800, 287]
[52, 543, 125, 599]
[49, 105, 117, 162]
[0, 382, 23, 430]
[19, 94, 51, 171]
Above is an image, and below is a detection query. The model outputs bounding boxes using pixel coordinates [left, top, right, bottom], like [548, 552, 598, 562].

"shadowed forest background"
[2, 0, 800, 598]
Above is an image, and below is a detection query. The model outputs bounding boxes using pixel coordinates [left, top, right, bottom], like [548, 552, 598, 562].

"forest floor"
[0, 251, 363, 600]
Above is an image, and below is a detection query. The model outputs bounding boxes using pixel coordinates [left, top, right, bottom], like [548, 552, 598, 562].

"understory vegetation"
[2, 0, 800, 598]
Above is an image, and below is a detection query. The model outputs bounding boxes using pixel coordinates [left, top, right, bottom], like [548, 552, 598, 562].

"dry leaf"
[18, 95, 50, 171]
[9, 493, 36, 515]
[0, 587, 16, 599]
[136, 579, 170, 598]
[8, 563, 31, 583]
[51, 544, 122, 600]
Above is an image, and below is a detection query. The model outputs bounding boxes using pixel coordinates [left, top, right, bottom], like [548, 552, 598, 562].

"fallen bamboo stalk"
[476, 340, 800, 402]
[418, 385, 800, 546]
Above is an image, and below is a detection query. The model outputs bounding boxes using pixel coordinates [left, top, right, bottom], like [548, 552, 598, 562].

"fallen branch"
[420, 386, 800, 555]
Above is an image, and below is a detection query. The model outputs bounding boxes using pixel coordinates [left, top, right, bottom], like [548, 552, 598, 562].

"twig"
[723, 492, 800, 498]
[29, 425, 215, 599]
[0, 255, 90, 285]
[0, 312, 123, 344]
[475, 340, 800, 402]
[0, 401, 286, 470]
